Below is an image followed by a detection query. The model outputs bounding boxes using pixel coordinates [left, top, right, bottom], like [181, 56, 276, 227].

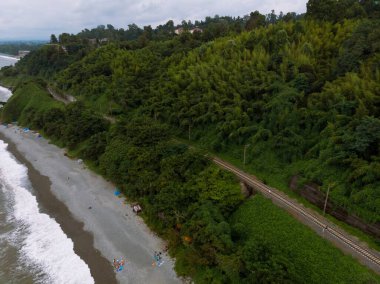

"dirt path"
[47, 86, 76, 104]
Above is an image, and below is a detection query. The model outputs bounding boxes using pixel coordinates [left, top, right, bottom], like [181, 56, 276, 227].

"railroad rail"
[212, 157, 380, 270]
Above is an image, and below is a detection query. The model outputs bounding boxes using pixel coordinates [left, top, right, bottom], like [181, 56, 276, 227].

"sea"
[0, 56, 95, 283]
[0, 53, 18, 69]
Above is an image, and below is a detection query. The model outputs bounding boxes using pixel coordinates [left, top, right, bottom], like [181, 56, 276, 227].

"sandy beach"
[0, 124, 181, 284]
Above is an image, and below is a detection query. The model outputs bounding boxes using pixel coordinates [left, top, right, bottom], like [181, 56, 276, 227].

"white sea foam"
[0, 86, 12, 102]
[0, 140, 94, 284]
[0, 55, 18, 69]
[0, 54, 18, 61]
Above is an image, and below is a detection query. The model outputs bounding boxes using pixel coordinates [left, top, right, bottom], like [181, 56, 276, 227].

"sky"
[0, 0, 307, 40]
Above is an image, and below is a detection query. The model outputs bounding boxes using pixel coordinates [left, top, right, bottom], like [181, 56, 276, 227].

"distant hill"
[0, 40, 47, 56]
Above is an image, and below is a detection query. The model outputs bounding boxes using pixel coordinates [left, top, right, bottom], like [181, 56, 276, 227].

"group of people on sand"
[153, 251, 164, 267]
[113, 251, 166, 272]
[113, 258, 126, 271]
[154, 251, 163, 262]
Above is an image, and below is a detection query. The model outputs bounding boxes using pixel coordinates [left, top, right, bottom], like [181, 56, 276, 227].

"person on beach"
[113, 258, 126, 271]
[153, 251, 163, 266]
[113, 259, 119, 270]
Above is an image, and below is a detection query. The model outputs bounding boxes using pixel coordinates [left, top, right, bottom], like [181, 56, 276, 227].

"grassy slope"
[0, 79, 63, 124]
[231, 195, 380, 284]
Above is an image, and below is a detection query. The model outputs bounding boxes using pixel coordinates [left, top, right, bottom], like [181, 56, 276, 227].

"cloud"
[0, 0, 307, 40]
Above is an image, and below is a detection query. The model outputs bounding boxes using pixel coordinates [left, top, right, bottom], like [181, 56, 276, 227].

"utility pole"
[323, 184, 331, 216]
[243, 144, 250, 165]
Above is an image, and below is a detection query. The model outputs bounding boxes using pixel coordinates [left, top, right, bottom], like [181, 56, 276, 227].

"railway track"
[212, 157, 380, 270]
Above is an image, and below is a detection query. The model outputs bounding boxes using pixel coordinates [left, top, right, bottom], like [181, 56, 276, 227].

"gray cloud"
[0, 0, 307, 40]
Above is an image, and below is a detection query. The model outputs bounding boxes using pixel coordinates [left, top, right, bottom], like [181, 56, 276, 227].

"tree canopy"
[1, 2, 380, 282]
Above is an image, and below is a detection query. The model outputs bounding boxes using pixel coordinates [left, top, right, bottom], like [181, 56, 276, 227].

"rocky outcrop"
[240, 182, 256, 198]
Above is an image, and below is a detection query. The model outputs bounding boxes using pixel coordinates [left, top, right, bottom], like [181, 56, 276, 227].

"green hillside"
[1, 1, 380, 282]
[51, 18, 380, 223]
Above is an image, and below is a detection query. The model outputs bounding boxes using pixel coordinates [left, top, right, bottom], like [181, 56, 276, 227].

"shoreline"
[0, 132, 117, 284]
[0, 125, 181, 283]
[0, 86, 14, 102]
[0, 53, 19, 60]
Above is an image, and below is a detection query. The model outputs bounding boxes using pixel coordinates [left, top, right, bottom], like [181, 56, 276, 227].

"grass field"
[231, 195, 380, 284]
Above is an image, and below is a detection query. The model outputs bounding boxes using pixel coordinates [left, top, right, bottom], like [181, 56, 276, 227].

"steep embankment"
[54, 19, 380, 226]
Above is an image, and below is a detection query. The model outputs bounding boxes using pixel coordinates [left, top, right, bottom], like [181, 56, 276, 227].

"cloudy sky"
[0, 0, 307, 40]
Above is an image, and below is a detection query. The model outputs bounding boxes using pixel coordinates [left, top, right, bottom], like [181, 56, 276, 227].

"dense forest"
[1, 0, 380, 283]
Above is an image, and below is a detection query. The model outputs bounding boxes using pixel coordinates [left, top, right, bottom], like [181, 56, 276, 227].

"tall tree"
[245, 11, 266, 31]
[50, 34, 58, 44]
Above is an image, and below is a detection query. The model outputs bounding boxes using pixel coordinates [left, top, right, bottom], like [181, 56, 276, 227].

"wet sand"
[0, 125, 180, 284]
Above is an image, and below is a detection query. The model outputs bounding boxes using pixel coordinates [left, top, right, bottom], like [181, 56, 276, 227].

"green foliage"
[1, 80, 109, 150]
[1, 80, 62, 125]
[3, 9, 380, 283]
[193, 167, 243, 215]
[16, 45, 72, 77]
[98, 137, 132, 184]
[232, 196, 379, 284]
[35, 16, 380, 223]
[81, 131, 108, 163]
[240, 240, 298, 284]
[337, 20, 380, 74]
[62, 102, 109, 148]
[306, 0, 366, 22]
[0, 41, 44, 56]
[245, 11, 266, 31]
[42, 107, 65, 137]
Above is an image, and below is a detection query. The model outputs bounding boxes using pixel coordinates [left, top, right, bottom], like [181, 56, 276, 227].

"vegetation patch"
[231, 195, 379, 283]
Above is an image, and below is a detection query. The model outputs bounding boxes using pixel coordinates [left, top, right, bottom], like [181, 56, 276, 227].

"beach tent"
[23, 128, 30, 133]
[132, 204, 142, 213]
[114, 189, 121, 196]
[183, 235, 192, 243]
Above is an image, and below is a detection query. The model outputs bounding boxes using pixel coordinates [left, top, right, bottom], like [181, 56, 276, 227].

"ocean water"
[0, 140, 95, 284]
[0, 54, 18, 69]
[0, 55, 18, 103]
[0, 86, 12, 102]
